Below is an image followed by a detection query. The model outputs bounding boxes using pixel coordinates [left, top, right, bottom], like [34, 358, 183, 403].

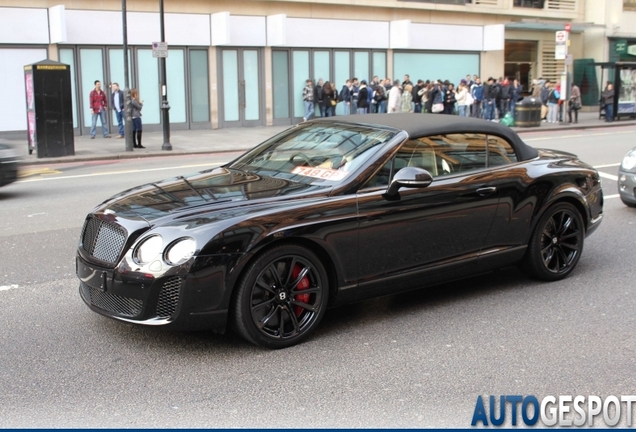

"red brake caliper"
[292, 264, 310, 317]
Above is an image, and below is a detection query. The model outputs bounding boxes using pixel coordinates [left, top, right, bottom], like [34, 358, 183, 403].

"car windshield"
[229, 123, 397, 184]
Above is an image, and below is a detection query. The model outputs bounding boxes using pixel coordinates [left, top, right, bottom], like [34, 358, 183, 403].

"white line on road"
[17, 162, 227, 183]
[593, 163, 621, 168]
[599, 172, 619, 181]
[523, 131, 633, 142]
[605, 194, 620, 199]
[0, 285, 19, 292]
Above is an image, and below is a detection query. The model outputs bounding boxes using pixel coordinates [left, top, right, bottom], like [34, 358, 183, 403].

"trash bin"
[514, 97, 542, 127]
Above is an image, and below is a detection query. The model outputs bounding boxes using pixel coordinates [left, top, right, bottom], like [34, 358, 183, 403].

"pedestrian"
[130, 88, 145, 149]
[110, 82, 124, 138]
[372, 84, 387, 114]
[568, 82, 581, 124]
[510, 79, 523, 119]
[357, 80, 369, 114]
[314, 78, 325, 117]
[340, 79, 352, 115]
[484, 78, 497, 121]
[499, 78, 511, 118]
[351, 78, 359, 115]
[388, 80, 402, 113]
[540, 80, 550, 121]
[401, 84, 414, 113]
[456, 82, 469, 117]
[471, 77, 483, 118]
[444, 83, 456, 115]
[322, 81, 337, 117]
[547, 82, 559, 123]
[413, 80, 425, 113]
[89, 80, 110, 139]
[302, 79, 314, 121]
[602, 83, 615, 122]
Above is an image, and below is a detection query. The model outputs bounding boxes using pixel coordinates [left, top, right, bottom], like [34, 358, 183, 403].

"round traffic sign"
[565, 23, 571, 32]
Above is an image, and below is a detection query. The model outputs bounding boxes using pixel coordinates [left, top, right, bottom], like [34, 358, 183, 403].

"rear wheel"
[232, 244, 329, 349]
[523, 202, 585, 281]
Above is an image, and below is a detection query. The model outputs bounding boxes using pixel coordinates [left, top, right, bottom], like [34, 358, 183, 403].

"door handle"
[239, 80, 246, 109]
[476, 186, 497, 196]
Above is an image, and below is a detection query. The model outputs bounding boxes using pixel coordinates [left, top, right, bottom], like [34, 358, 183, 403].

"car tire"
[523, 202, 585, 281]
[620, 196, 636, 208]
[232, 244, 329, 349]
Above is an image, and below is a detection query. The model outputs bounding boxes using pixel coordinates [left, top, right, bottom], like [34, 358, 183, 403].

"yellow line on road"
[17, 162, 226, 183]
[18, 167, 63, 178]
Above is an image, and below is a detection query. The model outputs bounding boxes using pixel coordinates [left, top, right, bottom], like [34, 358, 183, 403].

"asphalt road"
[0, 126, 635, 427]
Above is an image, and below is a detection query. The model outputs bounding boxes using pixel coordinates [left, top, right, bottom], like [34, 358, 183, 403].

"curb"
[17, 147, 253, 167]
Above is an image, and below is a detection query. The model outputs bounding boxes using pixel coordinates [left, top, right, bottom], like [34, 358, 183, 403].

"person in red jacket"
[89, 80, 110, 139]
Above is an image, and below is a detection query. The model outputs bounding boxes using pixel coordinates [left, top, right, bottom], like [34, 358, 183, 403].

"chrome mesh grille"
[81, 217, 127, 265]
[156, 277, 182, 319]
[80, 282, 142, 318]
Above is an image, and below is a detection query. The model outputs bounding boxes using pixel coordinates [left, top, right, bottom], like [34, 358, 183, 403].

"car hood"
[97, 167, 331, 222]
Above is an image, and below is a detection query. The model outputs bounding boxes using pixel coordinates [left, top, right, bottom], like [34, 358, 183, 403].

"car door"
[354, 134, 501, 294]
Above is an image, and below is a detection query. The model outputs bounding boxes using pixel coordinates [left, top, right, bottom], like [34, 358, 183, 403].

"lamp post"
[122, 0, 133, 152]
[159, 0, 172, 151]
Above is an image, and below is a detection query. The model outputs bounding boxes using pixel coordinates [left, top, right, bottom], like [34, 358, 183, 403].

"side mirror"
[385, 166, 433, 197]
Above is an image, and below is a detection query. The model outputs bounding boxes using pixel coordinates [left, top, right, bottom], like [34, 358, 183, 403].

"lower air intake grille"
[81, 282, 142, 318]
[156, 277, 182, 319]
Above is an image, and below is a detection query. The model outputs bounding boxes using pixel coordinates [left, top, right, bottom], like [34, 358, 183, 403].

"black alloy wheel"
[524, 202, 585, 281]
[232, 244, 329, 348]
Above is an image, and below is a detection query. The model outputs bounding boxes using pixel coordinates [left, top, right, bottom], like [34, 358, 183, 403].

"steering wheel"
[289, 152, 312, 166]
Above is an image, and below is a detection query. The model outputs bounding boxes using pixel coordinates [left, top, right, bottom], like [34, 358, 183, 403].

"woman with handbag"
[568, 83, 581, 124]
[130, 88, 145, 149]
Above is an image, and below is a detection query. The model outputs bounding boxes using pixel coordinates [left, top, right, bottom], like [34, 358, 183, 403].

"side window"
[487, 135, 518, 166]
[362, 133, 516, 189]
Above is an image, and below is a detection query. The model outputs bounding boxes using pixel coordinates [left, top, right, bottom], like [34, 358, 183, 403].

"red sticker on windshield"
[291, 166, 348, 181]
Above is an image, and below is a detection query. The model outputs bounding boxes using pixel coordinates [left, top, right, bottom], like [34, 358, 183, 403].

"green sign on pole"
[616, 39, 628, 55]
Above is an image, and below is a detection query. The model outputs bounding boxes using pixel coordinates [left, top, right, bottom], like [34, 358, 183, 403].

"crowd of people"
[302, 74, 587, 124]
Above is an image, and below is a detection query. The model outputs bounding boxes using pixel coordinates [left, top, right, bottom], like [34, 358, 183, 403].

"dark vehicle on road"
[618, 146, 636, 207]
[0, 142, 19, 187]
[76, 114, 604, 348]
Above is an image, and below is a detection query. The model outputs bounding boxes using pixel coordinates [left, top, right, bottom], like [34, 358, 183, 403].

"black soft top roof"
[312, 113, 539, 161]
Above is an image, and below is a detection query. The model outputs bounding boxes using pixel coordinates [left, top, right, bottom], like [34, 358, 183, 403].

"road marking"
[17, 162, 227, 183]
[0, 285, 19, 292]
[18, 167, 63, 178]
[599, 172, 618, 181]
[523, 131, 633, 142]
[593, 163, 620, 168]
[605, 194, 619, 199]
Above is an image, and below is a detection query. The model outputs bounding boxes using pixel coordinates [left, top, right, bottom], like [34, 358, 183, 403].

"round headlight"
[133, 235, 163, 264]
[622, 150, 636, 171]
[165, 238, 197, 265]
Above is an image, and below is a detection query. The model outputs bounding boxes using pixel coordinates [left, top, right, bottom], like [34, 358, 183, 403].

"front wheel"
[232, 244, 329, 349]
[523, 202, 585, 281]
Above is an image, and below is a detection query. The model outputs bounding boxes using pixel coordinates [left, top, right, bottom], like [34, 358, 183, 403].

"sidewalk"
[7, 111, 636, 166]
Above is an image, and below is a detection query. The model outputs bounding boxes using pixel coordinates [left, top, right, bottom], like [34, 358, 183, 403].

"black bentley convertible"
[77, 114, 603, 348]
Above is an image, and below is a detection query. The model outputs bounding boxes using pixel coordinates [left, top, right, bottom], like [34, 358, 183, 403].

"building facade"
[0, 0, 633, 135]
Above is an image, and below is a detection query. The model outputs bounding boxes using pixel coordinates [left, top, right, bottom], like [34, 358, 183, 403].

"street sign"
[152, 41, 168, 58]
[565, 23, 571, 33]
[555, 31, 568, 43]
[555, 44, 567, 60]
[616, 40, 628, 55]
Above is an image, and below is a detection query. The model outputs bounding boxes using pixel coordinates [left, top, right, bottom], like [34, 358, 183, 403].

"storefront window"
[625, 0, 636, 11]
[189, 50, 210, 123]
